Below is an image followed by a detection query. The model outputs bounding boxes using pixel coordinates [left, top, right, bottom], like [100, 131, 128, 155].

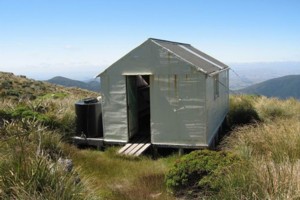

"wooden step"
[118, 143, 132, 154]
[127, 141, 147, 156]
[134, 143, 151, 156]
[118, 136, 151, 156]
[117, 137, 145, 154]
[124, 138, 147, 154]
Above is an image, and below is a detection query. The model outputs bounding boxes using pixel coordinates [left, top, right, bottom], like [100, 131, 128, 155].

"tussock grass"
[0, 120, 89, 199]
[0, 72, 99, 199]
[256, 159, 300, 199]
[217, 95, 300, 199]
[166, 95, 300, 199]
[2, 72, 300, 199]
[255, 97, 300, 121]
[224, 118, 300, 162]
[227, 95, 260, 127]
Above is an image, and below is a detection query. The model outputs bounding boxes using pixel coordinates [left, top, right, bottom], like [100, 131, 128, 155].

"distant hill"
[47, 76, 100, 92]
[229, 61, 300, 90]
[237, 75, 300, 99]
[0, 71, 96, 101]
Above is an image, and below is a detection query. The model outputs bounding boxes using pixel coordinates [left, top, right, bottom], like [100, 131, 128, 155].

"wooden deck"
[72, 136, 104, 150]
[118, 136, 151, 156]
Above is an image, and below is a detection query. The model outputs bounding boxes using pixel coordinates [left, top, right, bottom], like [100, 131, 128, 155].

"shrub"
[0, 110, 11, 121]
[1, 80, 13, 89]
[5, 89, 20, 97]
[6, 105, 75, 138]
[165, 150, 240, 195]
[227, 95, 260, 128]
[11, 106, 50, 122]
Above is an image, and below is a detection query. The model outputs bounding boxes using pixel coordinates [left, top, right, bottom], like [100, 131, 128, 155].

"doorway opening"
[126, 75, 151, 141]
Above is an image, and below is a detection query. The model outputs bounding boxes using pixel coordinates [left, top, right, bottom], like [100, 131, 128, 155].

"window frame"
[213, 74, 219, 100]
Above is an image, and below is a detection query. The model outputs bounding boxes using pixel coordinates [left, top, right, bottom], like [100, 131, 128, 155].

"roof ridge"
[150, 39, 207, 74]
[149, 38, 190, 46]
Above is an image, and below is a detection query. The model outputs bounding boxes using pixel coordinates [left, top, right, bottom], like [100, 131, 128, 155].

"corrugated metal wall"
[100, 73, 128, 142]
[100, 39, 229, 147]
[101, 40, 197, 143]
[206, 70, 229, 144]
[151, 73, 207, 146]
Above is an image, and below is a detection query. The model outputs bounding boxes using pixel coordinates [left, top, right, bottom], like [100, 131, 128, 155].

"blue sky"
[0, 0, 299, 80]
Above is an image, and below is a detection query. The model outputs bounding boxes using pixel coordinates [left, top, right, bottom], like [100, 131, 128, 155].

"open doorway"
[126, 75, 151, 141]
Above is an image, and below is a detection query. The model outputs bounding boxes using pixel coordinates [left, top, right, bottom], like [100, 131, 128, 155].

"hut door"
[126, 76, 138, 139]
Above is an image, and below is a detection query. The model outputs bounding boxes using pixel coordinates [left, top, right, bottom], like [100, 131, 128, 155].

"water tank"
[75, 97, 103, 138]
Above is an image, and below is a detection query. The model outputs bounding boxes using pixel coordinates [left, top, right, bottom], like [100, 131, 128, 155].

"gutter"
[208, 68, 229, 77]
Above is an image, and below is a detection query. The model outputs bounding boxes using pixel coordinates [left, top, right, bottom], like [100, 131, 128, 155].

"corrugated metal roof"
[150, 38, 228, 74]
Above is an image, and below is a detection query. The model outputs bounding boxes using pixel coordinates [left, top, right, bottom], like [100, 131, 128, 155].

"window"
[214, 74, 219, 99]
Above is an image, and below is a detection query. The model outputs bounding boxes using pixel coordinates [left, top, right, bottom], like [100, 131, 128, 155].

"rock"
[150, 192, 162, 198]
[58, 157, 73, 172]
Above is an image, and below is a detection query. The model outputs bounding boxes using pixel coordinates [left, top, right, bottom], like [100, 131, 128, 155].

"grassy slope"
[0, 72, 99, 199]
[217, 95, 300, 199]
[1, 71, 300, 199]
[0, 72, 95, 99]
[0, 71, 176, 199]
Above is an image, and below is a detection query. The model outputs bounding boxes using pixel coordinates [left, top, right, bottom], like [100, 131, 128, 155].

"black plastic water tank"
[75, 97, 103, 138]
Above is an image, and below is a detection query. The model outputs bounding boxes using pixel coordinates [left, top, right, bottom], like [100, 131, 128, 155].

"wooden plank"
[118, 136, 151, 156]
[123, 144, 138, 154]
[123, 138, 147, 154]
[118, 143, 132, 154]
[127, 140, 149, 155]
[127, 143, 145, 155]
[118, 136, 144, 154]
[134, 143, 151, 156]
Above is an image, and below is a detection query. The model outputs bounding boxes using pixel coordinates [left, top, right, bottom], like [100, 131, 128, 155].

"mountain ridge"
[237, 74, 300, 99]
[46, 76, 100, 92]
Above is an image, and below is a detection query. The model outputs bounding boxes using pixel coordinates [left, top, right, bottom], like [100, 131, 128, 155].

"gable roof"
[150, 38, 228, 74]
[98, 38, 229, 77]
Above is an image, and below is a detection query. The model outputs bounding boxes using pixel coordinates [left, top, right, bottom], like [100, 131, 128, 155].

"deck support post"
[178, 148, 184, 156]
[152, 146, 158, 159]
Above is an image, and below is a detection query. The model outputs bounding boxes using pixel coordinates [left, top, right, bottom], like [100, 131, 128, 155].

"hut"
[98, 38, 229, 149]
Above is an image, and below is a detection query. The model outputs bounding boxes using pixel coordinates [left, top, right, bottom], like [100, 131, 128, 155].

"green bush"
[2, 106, 75, 139]
[11, 106, 50, 122]
[227, 95, 260, 127]
[0, 110, 11, 121]
[1, 80, 13, 89]
[165, 150, 240, 195]
[5, 89, 20, 97]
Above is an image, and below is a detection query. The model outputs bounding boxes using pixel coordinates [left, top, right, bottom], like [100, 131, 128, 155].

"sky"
[0, 0, 300, 80]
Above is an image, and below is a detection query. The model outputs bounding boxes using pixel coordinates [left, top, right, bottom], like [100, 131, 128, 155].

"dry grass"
[2, 72, 300, 199]
[224, 118, 300, 162]
[0, 72, 99, 199]
[0, 72, 177, 199]
[255, 159, 300, 199]
[255, 96, 300, 121]
[218, 95, 300, 199]
[0, 120, 90, 199]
